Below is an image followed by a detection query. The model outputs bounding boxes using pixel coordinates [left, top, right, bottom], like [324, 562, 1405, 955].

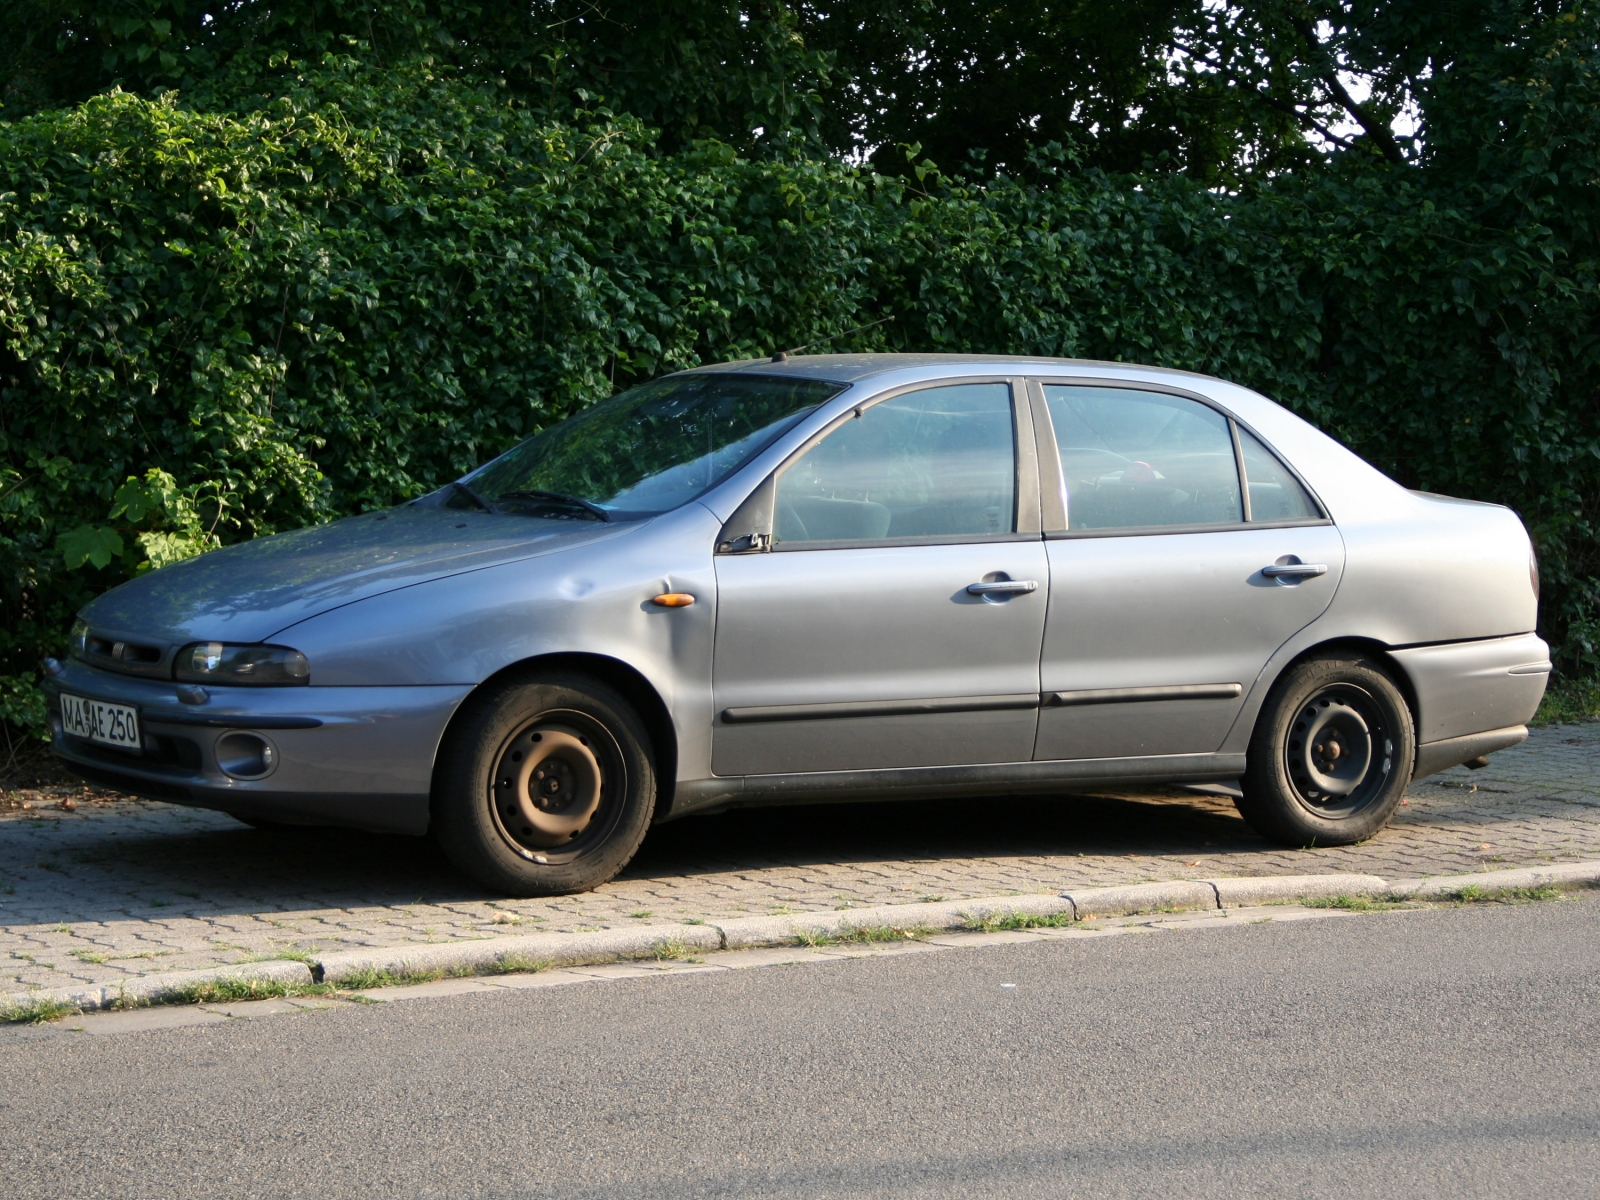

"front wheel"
[432, 672, 656, 896]
[1236, 652, 1416, 847]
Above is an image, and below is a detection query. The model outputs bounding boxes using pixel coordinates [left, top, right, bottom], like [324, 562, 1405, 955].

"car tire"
[431, 672, 657, 896]
[1236, 651, 1416, 848]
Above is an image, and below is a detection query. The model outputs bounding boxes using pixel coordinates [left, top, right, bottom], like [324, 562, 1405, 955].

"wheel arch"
[1270, 636, 1421, 738]
[429, 652, 679, 823]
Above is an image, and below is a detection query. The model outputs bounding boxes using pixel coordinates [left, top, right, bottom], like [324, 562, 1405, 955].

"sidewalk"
[4, 721, 1597, 1002]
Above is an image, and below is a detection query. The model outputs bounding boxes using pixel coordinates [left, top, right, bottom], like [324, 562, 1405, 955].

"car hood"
[81, 505, 635, 645]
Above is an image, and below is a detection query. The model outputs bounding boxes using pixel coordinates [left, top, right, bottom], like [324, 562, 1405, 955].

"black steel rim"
[1283, 683, 1394, 820]
[487, 708, 627, 865]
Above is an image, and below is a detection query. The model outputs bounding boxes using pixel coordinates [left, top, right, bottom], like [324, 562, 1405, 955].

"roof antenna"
[772, 315, 894, 363]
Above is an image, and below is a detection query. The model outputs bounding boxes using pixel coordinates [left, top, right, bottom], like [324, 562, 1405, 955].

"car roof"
[687, 352, 1223, 387]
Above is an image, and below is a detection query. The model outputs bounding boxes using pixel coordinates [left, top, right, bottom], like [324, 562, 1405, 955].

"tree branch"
[1288, 16, 1405, 164]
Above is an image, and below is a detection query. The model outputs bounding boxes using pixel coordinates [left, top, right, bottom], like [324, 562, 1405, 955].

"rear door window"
[1042, 385, 1243, 530]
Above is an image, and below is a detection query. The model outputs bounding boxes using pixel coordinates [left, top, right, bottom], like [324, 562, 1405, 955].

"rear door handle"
[967, 580, 1039, 596]
[1261, 563, 1327, 579]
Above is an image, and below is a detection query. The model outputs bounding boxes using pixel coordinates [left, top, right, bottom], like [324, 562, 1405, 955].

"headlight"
[69, 618, 88, 658]
[175, 643, 311, 686]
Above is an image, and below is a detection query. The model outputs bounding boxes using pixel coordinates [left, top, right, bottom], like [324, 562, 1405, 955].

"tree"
[0, 1, 831, 155]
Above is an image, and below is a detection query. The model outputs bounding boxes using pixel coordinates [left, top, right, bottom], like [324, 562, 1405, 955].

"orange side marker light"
[652, 593, 696, 607]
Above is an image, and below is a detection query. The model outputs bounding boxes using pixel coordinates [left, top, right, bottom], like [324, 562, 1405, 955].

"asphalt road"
[4, 898, 1598, 1199]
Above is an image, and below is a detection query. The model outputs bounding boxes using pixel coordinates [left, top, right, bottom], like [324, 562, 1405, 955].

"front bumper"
[42, 660, 472, 834]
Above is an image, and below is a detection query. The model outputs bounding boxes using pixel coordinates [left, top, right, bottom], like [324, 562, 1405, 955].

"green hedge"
[3, 47, 1598, 741]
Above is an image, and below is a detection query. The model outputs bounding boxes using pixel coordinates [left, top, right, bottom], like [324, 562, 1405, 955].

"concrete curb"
[6, 861, 1598, 1019]
[316, 924, 725, 986]
[1064, 880, 1218, 918]
[716, 894, 1074, 949]
[2, 959, 314, 1015]
[1386, 860, 1600, 898]
[1206, 874, 1389, 907]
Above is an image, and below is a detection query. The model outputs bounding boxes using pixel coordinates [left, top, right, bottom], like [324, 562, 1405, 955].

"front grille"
[77, 631, 176, 679]
[144, 733, 204, 771]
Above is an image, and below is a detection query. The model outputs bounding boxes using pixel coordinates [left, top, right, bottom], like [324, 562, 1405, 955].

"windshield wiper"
[498, 490, 612, 522]
[450, 480, 499, 513]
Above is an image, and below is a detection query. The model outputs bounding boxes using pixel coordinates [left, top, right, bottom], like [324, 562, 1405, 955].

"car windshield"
[460, 373, 845, 520]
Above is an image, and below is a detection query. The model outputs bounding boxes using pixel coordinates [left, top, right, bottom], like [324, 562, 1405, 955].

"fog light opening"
[216, 732, 277, 780]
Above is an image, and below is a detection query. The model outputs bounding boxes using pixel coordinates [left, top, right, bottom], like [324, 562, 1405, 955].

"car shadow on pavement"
[0, 776, 1561, 929]
[632, 787, 1258, 878]
[2, 788, 1262, 926]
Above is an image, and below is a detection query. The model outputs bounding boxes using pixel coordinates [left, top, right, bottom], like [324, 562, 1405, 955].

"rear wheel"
[1237, 652, 1415, 847]
[432, 672, 656, 896]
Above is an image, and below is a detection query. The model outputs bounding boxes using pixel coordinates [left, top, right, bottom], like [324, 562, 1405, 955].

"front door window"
[774, 383, 1017, 545]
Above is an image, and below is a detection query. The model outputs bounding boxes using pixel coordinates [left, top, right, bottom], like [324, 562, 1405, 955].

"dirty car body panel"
[44, 355, 1549, 847]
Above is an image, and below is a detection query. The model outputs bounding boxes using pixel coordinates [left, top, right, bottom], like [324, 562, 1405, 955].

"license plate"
[60, 693, 141, 751]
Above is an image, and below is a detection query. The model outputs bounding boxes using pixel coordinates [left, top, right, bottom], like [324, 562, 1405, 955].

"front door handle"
[1261, 563, 1327, 579]
[967, 580, 1039, 596]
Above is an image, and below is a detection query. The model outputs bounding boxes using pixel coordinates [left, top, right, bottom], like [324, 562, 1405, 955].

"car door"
[1030, 380, 1346, 761]
[711, 379, 1050, 776]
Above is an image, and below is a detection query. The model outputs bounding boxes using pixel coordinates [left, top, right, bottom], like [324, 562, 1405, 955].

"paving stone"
[3, 721, 1597, 1001]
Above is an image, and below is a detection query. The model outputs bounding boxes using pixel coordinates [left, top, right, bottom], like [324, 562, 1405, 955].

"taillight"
[1530, 544, 1540, 601]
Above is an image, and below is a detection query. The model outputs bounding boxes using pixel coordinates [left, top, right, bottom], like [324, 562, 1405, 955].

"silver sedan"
[43, 355, 1551, 894]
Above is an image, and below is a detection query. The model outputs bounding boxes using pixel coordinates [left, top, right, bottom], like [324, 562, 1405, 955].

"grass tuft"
[4, 950, 553, 1023]
[1305, 884, 1568, 911]
[1447, 884, 1563, 904]
[159, 977, 340, 1006]
[963, 910, 1077, 932]
[489, 953, 552, 975]
[654, 936, 707, 962]
[1301, 894, 1410, 911]
[796, 922, 935, 947]
[1, 995, 80, 1024]
[337, 954, 554, 990]
[332, 965, 447, 991]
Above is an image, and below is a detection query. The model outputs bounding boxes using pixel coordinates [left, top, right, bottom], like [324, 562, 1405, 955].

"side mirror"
[716, 474, 775, 554]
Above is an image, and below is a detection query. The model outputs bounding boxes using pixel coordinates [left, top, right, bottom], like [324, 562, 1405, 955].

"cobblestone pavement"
[4, 722, 1597, 1000]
